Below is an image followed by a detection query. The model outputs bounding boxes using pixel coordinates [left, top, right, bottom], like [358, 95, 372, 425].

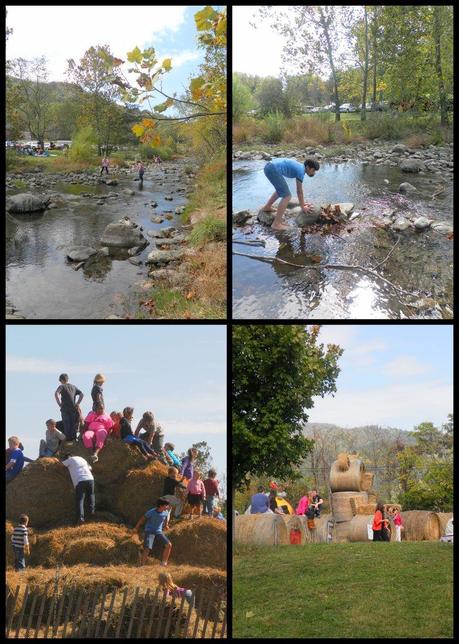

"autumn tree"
[232, 325, 343, 533]
[232, 74, 254, 122]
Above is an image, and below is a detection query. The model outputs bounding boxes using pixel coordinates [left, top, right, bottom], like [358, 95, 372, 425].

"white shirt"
[62, 456, 93, 487]
[445, 518, 453, 537]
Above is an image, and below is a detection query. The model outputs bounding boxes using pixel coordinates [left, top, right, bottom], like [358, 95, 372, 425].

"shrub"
[189, 215, 226, 247]
[262, 111, 286, 143]
[69, 126, 98, 162]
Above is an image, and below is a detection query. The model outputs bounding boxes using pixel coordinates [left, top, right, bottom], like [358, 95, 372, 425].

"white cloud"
[160, 50, 201, 68]
[318, 326, 387, 368]
[6, 356, 130, 374]
[307, 380, 453, 429]
[6, 5, 189, 81]
[381, 355, 429, 378]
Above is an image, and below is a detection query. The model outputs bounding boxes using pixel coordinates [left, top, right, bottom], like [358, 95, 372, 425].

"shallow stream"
[233, 160, 453, 319]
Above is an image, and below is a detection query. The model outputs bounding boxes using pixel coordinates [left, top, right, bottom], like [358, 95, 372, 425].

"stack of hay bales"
[234, 514, 289, 545]
[328, 453, 373, 542]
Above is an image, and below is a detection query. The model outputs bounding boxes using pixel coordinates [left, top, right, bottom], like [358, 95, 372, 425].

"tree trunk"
[319, 8, 340, 122]
[361, 6, 369, 121]
[232, 486, 236, 541]
[371, 8, 378, 105]
[433, 6, 448, 127]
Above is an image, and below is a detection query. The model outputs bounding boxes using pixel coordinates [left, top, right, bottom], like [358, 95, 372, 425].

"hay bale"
[167, 518, 226, 568]
[355, 503, 377, 515]
[349, 515, 375, 542]
[329, 458, 365, 492]
[114, 460, 171, 525]
[235, 514, 288, 546]
[349, 495, 368, 515]
[299, 514, 334, 543]
[6, 458, 75, 529]
[368, 493, 377, 503]
[401, 511, 441, 541]
[279, 514, 309, 544]
[331, 491, 368, 522]
[360, 472, 374, 492]
[437, 512, 453, 536]
[333, 521, 351, 543]
[337, 452, 350, 471]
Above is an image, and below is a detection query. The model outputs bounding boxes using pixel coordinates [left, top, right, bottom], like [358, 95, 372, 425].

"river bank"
[6, 157, 226, 319]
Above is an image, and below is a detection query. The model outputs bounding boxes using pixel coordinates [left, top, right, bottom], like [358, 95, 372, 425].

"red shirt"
[372, 510, 384, 531]
[393, 512, 402, 526]
[204, 478, 220, 497]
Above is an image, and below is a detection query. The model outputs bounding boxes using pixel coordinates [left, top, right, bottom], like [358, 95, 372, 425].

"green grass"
[233, 542, 453, 639]
[135, 284, 224, 320]
[189, 215, 227, 246]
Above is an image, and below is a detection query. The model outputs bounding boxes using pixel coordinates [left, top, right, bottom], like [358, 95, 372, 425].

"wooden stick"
[371, 235, 401, 270]
[232, 239, 266, 247]
[232, 251, 418, 296]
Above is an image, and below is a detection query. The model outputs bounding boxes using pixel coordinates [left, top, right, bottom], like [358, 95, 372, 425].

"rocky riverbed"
[6, 159, 201, 319]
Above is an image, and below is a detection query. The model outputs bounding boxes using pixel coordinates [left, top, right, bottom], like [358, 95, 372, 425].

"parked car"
[302, 106, 316, 113]
[339, 103, 358, 113]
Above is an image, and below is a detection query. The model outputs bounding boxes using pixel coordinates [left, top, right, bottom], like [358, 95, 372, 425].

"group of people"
[7, 372, 225, 573]
[249, 484, 323, 521]
[99, 156, 162, 181]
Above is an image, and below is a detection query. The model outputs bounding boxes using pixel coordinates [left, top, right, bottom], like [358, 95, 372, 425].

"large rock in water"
[66, 246, 98, 262]
[147, 249, 186, 264]
[257, 210, 275, 225]
[400, 159, 425, 173]
[100, 217, 147, 249]
[294, 204, 321, 227]
[399, 182, 417, 194]
[7, 193, 48, 213]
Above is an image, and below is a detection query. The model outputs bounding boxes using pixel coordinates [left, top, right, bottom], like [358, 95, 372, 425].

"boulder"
[146, 249, 186, 265]
[174, 206, 185, 215]
[400, 159, 425, 173]
[6, 193, 48, 213]
[413, 217, 431, 230]
[164, 195, 173, 201]
[123, 188, 135, 196]
[391, 144, 408, 154]
[257, 210, 275, 226]
[392, 218, 411, 231]
[295, 211, 320, 227]
[151, 216, 165, 224]
[399, 182, 417, 194]
[66, 246, 98, 262]
[431, 221, 453, 234]
[232, 210, 252, 225]
[100, 217, 148, 249]
[105, 179, 118, 186]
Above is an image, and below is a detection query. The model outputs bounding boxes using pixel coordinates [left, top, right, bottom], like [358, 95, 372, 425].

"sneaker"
[160, 561, 168, 567]
[90, 454, 99, 463]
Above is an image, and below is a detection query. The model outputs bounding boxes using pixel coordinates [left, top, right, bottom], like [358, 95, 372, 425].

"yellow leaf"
[162, 58, 172, 71]
[132, 124, 145, 137]
[141, 118, 156, 129]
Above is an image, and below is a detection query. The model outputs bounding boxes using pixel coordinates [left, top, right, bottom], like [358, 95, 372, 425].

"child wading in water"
[133, 498, 172, 566]
[159, 572, 194, 607]
[261, 157, 320, 230]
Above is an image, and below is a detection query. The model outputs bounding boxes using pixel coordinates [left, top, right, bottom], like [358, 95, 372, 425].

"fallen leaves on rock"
[447, 232, 453, 240]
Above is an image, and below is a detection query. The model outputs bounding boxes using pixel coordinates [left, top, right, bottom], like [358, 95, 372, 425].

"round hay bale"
[331, 491, 368, 522]
[368, 493, 377, 503]
[437, 512, 453, 536]
[234, 514, 288, 546]
[360, 472, 374, 492]
[349, 515, 376, 542]
[114, 460, 170, 525]
[329, 458, 365, 492]
[61, 537, 117, 565]
[401, 511, 441, 541]
[299, 514, 334, 543]
[279, 514, 309, 544]
[166, 517, 226, 568]
[337, 452, 350, 471]
[6, 458, 75, 529]
[333, 520, 351, 543]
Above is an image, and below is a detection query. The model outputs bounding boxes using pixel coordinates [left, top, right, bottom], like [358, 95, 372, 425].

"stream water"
[233, 160, 453, 319]
[6, 163, 189, 319]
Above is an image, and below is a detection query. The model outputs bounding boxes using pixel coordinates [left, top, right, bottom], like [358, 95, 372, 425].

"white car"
[339, 103, 357, 113]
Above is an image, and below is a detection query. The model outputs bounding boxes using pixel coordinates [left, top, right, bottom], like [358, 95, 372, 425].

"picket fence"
[5, 582, 227, 639]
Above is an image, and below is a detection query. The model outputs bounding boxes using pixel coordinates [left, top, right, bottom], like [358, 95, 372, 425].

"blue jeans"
[205, 496, 217, 515]
[143, 532, 171, 549]
[264, 162, 291, 198]
[61, 407, 77, 441]
[39, 440, 55, 458]
[123, 435, 156, 456]
[13, 546, 26, 570]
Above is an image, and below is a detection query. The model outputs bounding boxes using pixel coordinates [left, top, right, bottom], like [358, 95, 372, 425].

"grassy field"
[233, 542, 453, 639]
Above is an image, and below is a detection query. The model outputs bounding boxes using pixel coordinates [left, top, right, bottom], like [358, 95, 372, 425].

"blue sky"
[6, 6, 224, 111]
[6, 325, 227, 492]
[307, 325, 453, 430]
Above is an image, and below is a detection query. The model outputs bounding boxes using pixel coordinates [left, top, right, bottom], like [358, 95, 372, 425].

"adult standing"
[372, 501, 389, 541]
[39, 419, 66, 458]
[54, 373, 84, 442]
[56, 452, 95, 525]
[250, 485, 270, 514]
[91, 374, 105, 412]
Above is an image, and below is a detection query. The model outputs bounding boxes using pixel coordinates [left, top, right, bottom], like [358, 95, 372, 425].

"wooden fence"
[5, 583, 227, 639]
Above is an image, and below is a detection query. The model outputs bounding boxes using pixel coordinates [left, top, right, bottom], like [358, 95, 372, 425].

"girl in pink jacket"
[295, 492, 310, 516]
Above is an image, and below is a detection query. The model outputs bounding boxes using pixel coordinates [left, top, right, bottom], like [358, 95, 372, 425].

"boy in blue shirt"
[6, 436, 25, 482]
[133, 498, 172, 567]
[261, 157, 320, 230]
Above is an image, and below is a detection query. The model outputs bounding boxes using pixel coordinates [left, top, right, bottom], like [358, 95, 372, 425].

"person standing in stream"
[260, 157, 320, 231]
[54, 373, 84, 443]
[137, 160, 145, 184]
[100, 156, 109, 175]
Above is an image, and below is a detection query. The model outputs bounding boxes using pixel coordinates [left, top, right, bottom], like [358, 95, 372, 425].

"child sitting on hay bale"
[159, 572, 194, 607]
[186, 470, 206, 520]
[133, 498, 172, 567]
[164, 442, 181, 469]
[109, 411, 122, 439]
[120, 407, 161, 461]
[6, 436, 25, 482]
[11, 514, 30, 571]
[39, 419, 66, 458]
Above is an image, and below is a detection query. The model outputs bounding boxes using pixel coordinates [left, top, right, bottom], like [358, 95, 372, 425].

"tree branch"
[152, 86, 211, 112]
